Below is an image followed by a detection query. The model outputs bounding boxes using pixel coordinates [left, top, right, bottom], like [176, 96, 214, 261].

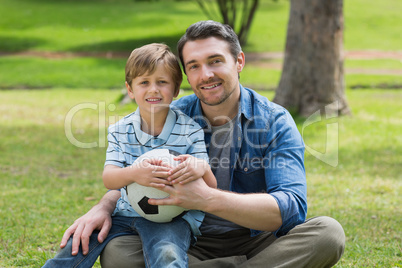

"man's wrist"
[100, 190, 120, 213]
[201, 187, 222, 213]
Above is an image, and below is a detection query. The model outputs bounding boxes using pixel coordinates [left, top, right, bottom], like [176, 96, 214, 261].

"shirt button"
[244, 167, 248, 172]
[238, 137, 241, 141]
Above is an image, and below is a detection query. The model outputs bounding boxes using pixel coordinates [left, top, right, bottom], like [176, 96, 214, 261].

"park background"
[0, 0, 400, 267]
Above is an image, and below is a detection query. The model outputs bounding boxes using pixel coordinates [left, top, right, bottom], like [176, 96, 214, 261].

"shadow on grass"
[70, 34, 184, 54]
[0, 36, 48, 52]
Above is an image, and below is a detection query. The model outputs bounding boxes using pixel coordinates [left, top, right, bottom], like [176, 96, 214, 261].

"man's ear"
[236, 51, 245, 73]
[125, 81, 135, 100]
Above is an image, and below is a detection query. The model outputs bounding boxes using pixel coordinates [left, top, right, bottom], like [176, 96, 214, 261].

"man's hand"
[60, 191, 119, 255]
[149, 178, 212, 211]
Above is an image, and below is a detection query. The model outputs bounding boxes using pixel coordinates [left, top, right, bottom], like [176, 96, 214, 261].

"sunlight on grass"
[0, 88, 400, 267]
[1, 0, 401, 266]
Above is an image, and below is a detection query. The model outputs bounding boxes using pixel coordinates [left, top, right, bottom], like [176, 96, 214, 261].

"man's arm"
[60, 190, 120, 255]
[203, 187, 282, 231]
[149, 179, 282, 232]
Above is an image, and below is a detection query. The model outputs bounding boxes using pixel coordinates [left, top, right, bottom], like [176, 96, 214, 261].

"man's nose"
[200, 65, 214, 81]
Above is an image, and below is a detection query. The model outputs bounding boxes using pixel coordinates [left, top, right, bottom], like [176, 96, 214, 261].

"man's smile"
[200, 82, 222, 90]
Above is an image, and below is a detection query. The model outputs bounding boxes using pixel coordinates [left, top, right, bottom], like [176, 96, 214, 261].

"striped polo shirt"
[105, 108, 208, 235]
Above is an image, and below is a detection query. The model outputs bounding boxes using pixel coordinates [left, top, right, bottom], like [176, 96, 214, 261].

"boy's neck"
[140, 111, 167, 136]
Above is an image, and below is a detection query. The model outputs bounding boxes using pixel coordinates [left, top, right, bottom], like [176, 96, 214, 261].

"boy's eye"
[140, 81, 148, 85]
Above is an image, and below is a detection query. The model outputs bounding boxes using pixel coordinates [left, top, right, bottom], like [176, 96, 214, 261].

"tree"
[195, 0, 260, 46]
[273, 0, 351, 117]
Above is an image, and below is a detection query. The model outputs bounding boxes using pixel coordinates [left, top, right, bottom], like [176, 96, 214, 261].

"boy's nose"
[149, 83, 159, 93]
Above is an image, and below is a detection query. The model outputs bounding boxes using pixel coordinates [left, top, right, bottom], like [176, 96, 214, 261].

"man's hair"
[125, 43, 183, 94]
[177, 20, 242, 72]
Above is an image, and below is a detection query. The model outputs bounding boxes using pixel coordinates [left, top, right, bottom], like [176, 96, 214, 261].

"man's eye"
[212, 59, 222, 64]
[189, 65, 198, 70]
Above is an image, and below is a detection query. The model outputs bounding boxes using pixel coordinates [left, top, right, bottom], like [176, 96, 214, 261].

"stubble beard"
[195, 83, 237, 107]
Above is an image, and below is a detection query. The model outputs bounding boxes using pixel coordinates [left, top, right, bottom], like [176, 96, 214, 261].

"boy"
[43, 43, 216, 268]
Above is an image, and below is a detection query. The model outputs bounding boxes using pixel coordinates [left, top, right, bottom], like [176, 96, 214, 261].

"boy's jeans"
[42, 216, 192, 268]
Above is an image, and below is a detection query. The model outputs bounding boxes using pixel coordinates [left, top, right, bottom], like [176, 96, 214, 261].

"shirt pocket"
[233, 166, 266, 193]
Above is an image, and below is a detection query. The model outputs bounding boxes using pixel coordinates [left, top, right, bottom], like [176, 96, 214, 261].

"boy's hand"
[133, 158, 172, 187]
[168, 155, 208, 185]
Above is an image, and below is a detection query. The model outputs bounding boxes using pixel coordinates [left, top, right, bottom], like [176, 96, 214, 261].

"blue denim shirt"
[171, 85, 307, 237]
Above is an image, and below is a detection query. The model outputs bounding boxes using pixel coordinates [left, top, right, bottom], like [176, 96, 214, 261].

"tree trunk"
[273, 0, 351, 117]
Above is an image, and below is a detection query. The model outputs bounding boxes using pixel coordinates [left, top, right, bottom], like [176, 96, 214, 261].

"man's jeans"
[42, 216, 192, 268]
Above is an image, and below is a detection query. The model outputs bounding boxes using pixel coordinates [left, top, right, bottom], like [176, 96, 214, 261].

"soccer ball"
[126, 149, 188, 223]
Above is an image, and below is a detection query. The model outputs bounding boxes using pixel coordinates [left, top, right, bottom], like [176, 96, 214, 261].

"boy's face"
[182, 37, 244, 107]
[126, 63, 178, 118]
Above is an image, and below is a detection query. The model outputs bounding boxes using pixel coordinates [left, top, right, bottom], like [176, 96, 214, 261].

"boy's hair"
[125, 43, 182, 94]
[177, 20, 242, 72]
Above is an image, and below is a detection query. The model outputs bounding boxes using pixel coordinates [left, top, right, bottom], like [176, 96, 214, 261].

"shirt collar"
[239, 84, 253, 121]
[132, 108, 176, 145]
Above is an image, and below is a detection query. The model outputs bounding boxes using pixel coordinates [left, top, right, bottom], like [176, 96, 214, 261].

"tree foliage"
[195, 0, 260, 46]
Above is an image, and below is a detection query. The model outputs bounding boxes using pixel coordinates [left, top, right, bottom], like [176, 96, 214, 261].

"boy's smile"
[126, 62, 179, 131]
[146, 98, 162, 104]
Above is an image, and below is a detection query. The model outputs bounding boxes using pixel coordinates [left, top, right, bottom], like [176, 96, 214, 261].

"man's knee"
[100, 235, 145, 268]
[309, 216, 346, 262]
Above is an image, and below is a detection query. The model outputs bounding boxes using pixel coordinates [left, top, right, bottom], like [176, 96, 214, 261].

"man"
[62, 20, 345, 267]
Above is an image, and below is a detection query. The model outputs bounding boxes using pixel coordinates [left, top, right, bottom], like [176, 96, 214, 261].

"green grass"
[343, 0, 402, 51]
[0, 0, 401, 266]
[0, 56, 126, 89]
[345, 59, 402, 70]
[0, 0, 401, 53]
[1, 55, 400, 90]
[0, 0, 203, 53]
[0, 88, 401, 267]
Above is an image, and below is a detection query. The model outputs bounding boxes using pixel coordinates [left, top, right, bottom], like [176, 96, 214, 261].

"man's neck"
[201, 89, 240, 127]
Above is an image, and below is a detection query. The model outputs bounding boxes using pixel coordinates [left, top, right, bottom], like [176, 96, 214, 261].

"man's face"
[182, 37, 244, 107]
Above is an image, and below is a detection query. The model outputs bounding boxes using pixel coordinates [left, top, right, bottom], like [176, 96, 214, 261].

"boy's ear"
[125, 81, 135, 100]
[174, 88, 180, 98]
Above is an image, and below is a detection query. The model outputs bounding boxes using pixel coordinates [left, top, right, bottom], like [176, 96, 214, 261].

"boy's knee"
[158, 244, 181, 262]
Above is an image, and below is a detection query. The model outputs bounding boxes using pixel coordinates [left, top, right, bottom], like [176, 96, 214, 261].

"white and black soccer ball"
[126, 149, 188, 223]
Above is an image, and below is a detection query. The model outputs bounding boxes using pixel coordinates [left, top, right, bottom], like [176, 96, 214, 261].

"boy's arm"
[201, 167, 217, 188]
[103, 165, 136, 190]
[103, 159, 172, 190]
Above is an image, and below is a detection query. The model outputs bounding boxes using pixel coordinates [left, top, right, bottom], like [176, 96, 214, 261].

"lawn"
[0, 0, 401, 91]
[1, 0, 401, 53]
[0, 0, 401, 267]
[0, 88, 401, 267]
